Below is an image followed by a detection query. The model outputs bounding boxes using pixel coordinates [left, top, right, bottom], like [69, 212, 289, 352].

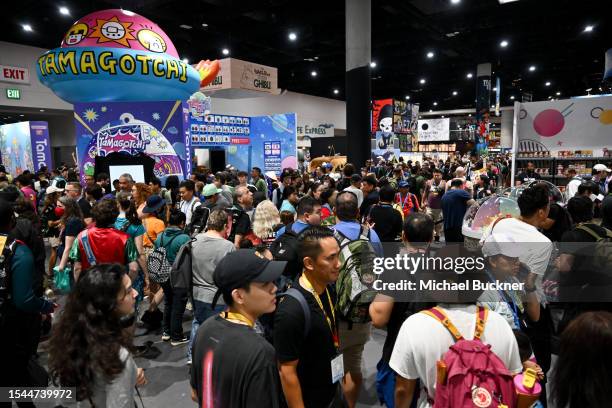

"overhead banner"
[297, 121, 334, 138]
[200, 58, 278, 95]
[417, 118, 450, 142]
[29, 121, 52, 170]
[516, 95, 612, 154]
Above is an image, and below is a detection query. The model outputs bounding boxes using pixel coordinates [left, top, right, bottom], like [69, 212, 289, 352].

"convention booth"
[36, 8, 297, 181]
[511, 95, 612, 189]
[0, 121, 52, 174]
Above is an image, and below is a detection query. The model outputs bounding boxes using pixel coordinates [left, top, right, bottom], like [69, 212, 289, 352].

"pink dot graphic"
[533, 109, 565, 137]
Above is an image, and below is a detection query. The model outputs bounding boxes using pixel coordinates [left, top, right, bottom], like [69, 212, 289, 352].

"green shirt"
[254, 178, 267, 193]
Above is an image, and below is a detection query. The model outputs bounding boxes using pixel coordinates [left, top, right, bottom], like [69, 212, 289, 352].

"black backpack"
[269, 223, 310, 280]
[186, 206, 211, 237]
[227, 205, 247, 244]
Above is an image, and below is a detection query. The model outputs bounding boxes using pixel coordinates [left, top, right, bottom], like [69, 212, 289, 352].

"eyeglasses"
[65, 189, 79, 193]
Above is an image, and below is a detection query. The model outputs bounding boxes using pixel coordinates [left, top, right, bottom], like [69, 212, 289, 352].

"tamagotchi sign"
[37, 9, 200, 103]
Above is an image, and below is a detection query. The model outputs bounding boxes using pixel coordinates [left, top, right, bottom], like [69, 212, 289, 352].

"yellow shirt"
[143, 217, 166, 247]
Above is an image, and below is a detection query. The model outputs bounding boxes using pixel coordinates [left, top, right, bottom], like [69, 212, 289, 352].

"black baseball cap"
[212, 250, 287, 306]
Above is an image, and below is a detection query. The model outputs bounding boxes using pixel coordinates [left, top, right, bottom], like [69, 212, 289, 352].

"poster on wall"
[74, 100, 190, 182]
[417, 118, 450, 142]
[190, 112, 250, 147]
[228, 113, 296, 175]
[263, 141, 282, 174]
[516, 95, 612, 154]
[0, 121, 52, 174]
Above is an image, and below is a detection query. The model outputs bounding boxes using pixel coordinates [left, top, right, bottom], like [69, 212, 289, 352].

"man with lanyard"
[190, 249, 287, 408]
[395, 180, 420, 219]
[178, 180, 201, 225]
[421, 168, 444, 242]
[274, 226, 345, 408]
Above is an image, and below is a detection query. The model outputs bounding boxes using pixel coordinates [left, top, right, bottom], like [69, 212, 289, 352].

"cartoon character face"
[379, 117, 393, 133]
[101, 21, 126, 40]
[137, 29, 166, 53]
[65, 23, 89, 45]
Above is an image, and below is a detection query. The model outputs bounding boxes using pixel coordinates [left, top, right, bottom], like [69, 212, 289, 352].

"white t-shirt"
[179, 197, 201, 225]
[566, 177, 582, 200]
[491, 217, 553, 304]
[389, 304, 522, 408]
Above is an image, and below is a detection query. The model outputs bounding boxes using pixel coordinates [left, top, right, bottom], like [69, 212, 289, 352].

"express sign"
[0, 65, 30, 84]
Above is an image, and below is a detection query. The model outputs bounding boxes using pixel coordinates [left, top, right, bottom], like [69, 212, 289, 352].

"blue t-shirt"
[441, 189, 472, 229]
[114, 217, 146, 239]
[279, 200, 297, 214]
[333, 220, 384, 257]
[275, 220, 310, 239]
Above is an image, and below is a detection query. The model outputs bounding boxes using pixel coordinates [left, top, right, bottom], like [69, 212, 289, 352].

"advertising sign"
[29, 121, 52, 171]
[263, 141, 282, 174]
[297, 121, 334, 138]
[200, 58, 278, 94]
[417, 118, 450, 142]
[0, 121, 51, 175]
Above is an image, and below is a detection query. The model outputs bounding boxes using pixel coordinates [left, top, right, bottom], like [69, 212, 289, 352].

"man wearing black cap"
[190, 249, 286, 408]
[274, 226, 344, 408]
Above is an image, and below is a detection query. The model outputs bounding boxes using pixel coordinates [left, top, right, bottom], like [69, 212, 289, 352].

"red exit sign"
[0, 65, 30, 84]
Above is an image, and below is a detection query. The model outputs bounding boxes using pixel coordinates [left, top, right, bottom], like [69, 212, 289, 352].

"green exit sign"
[6, 88, 20, 99]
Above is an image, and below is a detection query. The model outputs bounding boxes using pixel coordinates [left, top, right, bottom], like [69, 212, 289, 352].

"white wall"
[209, 91, 346, 130]
[0, 41, 73, 111]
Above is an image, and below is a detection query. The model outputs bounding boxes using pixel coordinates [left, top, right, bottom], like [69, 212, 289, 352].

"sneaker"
[171, 336, 189, 346]
[187, 359, 192, 365]
[161, 332, 171, 341]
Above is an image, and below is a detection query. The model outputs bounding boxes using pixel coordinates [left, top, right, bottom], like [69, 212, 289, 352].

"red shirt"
[76, 227, 130, 270]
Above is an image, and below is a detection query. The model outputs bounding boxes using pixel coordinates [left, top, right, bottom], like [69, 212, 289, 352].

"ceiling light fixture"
[311, 70, 317, 77]
[498, 0, 520, 4]
[288, 32, 297, 41]
[420, 78, 426, 84]
[202, 23, 209, 27]
[222, 48, 230, 55]
[556, 91, 561, 95]
[433, 102, 438, 106]
[468, 114, 472, 117]
[39, 109, 45, 112]
[493, 87, 497, 91]
[429, 110, 433, 113]
[500, 40, 509, 47]
[510, 95, 515, 100]
[22, 24, 32, 32]
[405, 95, 410, 100]
[583, 25, 594, 32]
[545, 81, 551, 86]
[452, 91, 458, 96]
[451, 0, 461, 4]
[19, 114, 24, 117]
[427, 51, 435, 59]
[466, 72, 473, 79]
[59, 6, 70, 15]
[333, 89, 339, 95]
[529, 65, 536, 72]
[370, 61, 377, 68]
[179, 24, 192, 30]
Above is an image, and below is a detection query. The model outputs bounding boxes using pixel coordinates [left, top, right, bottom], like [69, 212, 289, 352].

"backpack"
[574, 224, 612, 273]
[186, 205, 211, 237]
[333, 226, 378, 323]
[420, 306, 517, 408]
[0, 237, 20, 328]
[171, 239, 194, 291]
[270, 223, 310, 280]
[227, 205, 247, 244]
[262, 286, 312, 343]
[147, 233, 179, 284]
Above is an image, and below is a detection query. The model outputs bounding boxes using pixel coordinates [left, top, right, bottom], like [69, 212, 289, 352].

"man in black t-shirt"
[515, 162, 542, 186]
[190, 249, 287, 408]
[274, 226, 343, 408]
[360, 175, 379, 220]
[229, 186, 253, 248]
[368, 184, 403, 242]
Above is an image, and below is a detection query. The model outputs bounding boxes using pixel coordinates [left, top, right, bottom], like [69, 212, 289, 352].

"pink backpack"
[421, 306, 517, 408]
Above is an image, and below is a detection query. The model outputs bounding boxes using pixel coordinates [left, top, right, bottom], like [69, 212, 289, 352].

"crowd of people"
[0, 153, 611, 408]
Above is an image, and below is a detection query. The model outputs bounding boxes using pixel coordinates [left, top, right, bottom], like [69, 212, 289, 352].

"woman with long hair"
[56, 196, 85, 272]
[41, 190, 62, 275]
[307, 181, 325, 203]
[115, 192, 147, 302]
[131, 182, 152, 219]
[552, 311, 612, 407]
[319, 187, 338, 222]
[48, 263, 146, 406]
[252, 200, 282, 247]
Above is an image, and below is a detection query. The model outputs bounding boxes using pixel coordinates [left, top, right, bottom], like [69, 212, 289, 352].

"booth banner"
[200, 58, 278, 94]
[74, 100, 190, 182]
[517, 96, 612, 153]
[297, 121, 334, 138]
[263, 141, 282, 174]
[29, 121, 52, 170]
[0, 121, 51, 175]
[227, 113, 296, 175]
[417, 118, 450, 142]
[190, 113, 250, 146]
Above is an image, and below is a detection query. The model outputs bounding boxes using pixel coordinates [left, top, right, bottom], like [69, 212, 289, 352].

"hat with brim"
[398, 180, 409, 189]
[203, 183, 222, 198]
[46, 185, 64, 195]
[143, 194, 165, 214]
[212, 249, 287, 307]
[481, 233, 523, 259]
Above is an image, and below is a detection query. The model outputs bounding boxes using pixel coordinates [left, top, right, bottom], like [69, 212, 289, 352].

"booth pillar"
[345, 0, 371, 166]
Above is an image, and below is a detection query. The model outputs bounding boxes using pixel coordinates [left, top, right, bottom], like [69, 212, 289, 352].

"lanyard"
[301, 274, 339, 349]
[222, 311, 254, 328]
[398, 193, 412, 211]
[485, 271, 521, 329]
